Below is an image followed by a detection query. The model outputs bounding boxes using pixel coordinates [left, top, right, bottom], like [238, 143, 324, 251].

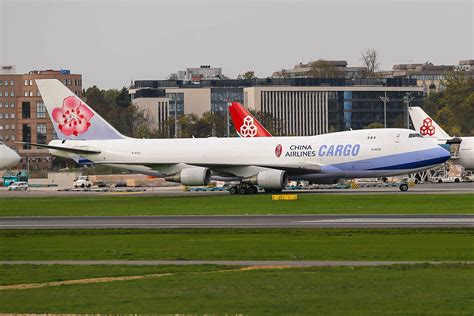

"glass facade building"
[131, 78, 423, 137]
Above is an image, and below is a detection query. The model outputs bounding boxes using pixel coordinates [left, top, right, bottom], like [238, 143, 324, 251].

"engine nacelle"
[242, 170, 288, 189]
[165, 167, 211, 186]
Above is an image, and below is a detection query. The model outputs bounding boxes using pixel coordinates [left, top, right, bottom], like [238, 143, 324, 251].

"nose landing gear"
[399, 183, 409, 192]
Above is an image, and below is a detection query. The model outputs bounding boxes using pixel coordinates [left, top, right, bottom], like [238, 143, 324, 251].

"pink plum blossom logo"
[52, 96, 94, 136]
[275, 144, 283, 157]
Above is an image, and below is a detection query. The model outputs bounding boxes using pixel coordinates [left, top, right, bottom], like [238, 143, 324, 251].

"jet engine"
[165, 167, 211, 186]
[242, 170, 288, 189]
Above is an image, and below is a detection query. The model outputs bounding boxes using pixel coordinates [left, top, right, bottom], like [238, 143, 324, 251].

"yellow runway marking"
[101, 191, 144, 195]
[0, 273, 172, 291]
[0, 266, 299, 291]
[240, 265, 292, 270]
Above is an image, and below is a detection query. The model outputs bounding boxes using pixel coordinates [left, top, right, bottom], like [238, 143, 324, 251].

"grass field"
[0, 263, 472, 314]
[0, 193, 473, 216]
[1, 228, 473, 261]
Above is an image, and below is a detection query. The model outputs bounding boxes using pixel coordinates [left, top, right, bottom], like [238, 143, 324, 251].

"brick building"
[0, 67, 82, 170]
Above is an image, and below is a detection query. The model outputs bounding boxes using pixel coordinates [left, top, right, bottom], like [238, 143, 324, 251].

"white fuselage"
[456, 137, 474, 170]
[48, 128, 450, 180]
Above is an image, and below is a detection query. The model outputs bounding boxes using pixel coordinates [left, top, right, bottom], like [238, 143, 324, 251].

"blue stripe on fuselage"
[321, 147, 450, 172]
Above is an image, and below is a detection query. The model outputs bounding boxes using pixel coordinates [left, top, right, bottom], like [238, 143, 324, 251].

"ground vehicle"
[2, 170, 28, 187]
[8, 181, 28, 191]
[431, 175, 461, 183]
[95, 181, 108, 187]
[462, 171, 474, 182]
[74, 176, 92, 188]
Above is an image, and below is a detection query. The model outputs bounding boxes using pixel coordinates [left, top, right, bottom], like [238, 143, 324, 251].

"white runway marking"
[298, 218, 474, 223]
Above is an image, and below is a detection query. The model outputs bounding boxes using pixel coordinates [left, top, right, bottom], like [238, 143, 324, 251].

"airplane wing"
[93, 161, 321, 177]
[161, 162, 321, 176]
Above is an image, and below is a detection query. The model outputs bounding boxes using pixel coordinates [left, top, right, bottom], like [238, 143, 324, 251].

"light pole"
[380, 92, 390, 128]
[226, 98, 230, 137]
[403, 93, 415, 129]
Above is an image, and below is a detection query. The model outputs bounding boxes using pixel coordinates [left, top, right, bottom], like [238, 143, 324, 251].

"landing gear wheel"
[264, 188, 283, 194]
[247, 185, 258, 194]
[399, 183, 409, 192]
[238, 186, 248, 194]
[229, 186, 238, 194]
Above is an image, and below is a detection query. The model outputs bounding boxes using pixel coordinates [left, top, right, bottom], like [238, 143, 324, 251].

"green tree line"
[422, 72, 474, 136]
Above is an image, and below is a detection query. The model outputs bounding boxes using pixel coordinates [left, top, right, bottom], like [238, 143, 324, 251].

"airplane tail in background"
[36, 79, 125, 140]
[408, 106, 450, 139]
[229, 102, 272, 137]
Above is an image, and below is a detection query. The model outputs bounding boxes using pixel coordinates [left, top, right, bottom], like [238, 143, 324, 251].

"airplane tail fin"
[229, 102, 272, 137]
[408, 106, 450, 139]
[36, 79, 125, 140]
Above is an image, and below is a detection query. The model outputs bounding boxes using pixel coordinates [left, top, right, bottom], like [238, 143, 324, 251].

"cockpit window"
[409, 133, 423, 138]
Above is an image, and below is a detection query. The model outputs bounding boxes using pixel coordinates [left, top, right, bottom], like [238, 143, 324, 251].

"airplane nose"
[10, 151, 21, 166]
[0, 149, 20, 169]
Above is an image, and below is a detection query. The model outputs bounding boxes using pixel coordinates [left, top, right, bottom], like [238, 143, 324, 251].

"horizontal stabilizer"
[17, 142, 101, 155]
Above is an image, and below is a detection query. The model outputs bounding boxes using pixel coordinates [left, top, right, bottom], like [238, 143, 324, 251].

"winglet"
[229, 102, 272, 137]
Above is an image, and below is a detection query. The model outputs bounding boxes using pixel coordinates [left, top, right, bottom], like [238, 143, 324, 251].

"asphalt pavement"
[1, 214, 473, 229]
[0, 182, 473, 197]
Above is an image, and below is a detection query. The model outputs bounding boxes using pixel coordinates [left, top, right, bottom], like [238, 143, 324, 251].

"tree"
[306, 59, 343, 78]
[115, 87, 130, 108]
[247, 109, 282, 136]
[238, 71, 257, 80]
[361, 48, 380, 77]
[422, 72, 474, 136]
[82, 86, 151, 138]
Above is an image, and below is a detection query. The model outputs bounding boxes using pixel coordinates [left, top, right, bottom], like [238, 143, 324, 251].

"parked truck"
[2, 170, 28, 187]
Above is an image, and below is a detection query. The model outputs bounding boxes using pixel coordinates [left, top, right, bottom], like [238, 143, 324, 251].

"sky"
[1, 0, 473, 89]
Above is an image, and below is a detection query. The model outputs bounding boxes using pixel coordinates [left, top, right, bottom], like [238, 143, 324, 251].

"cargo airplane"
[409, 107, 474, 170]
[28, 79, 450, 193]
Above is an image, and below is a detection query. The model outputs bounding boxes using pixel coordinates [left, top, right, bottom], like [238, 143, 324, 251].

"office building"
[272, 60, 366, 79]
[382, 60, 474, 94]
[131, 77, 422, 136]
[172, 65, 223, 82]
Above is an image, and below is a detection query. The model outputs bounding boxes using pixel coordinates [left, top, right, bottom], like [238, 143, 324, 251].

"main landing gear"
[228, 184, 259, 194]
[228, 185, 284, 194]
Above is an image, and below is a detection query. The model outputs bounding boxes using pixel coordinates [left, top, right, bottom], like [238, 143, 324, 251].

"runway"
[0, 182, 472, 197]
[1, 215, 473, 229]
